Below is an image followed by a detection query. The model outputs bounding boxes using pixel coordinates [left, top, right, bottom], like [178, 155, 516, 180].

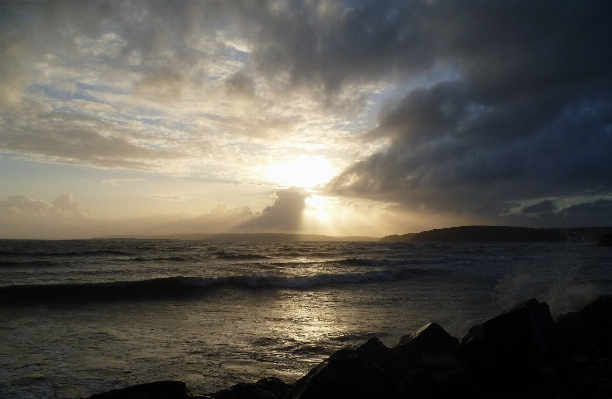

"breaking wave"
[0, 269, 435, 305]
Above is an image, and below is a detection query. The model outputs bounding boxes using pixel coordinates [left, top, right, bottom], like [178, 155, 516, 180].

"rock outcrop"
[83, 295, 612, 399]
[85, 381, 189, 399]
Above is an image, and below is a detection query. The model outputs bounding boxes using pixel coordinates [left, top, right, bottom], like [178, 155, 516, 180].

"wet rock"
[579, 295, 612, 330]
[286, 348, 395, 399]
[204, 377, 290, 399]
[556, 311, 600, 355]
[84, 381, 189, 399]
[397, 368, 437, 399]
[356, 337, 389, 363]
[392, 323, 458, 359]
[457, 298, 557, 388]
[389, 322, 458, 376]
[388, 322, 477, 397]
[419, 350, 479, 398]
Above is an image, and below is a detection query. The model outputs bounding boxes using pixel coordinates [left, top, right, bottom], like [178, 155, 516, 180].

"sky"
[1, 0, 611, 239]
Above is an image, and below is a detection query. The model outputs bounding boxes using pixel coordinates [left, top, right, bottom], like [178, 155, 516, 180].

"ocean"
[1, 239, 611, 398]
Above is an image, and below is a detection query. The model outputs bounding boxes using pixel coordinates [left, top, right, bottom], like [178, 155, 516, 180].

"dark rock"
[205, 377, 290, 399]
[419, 350, 479, 398]
[84, 381, 188, 399]
[533, 364, 562, 396]
[356, 337, 389, 363]
[598, 232, 612, 246]
[388, 322, 478, 397]
[286, 349, 395, 399]
[556, 312, 600, 355]
[391, 322, 458, 362]
[579, 295, 612, 330]
[397, 369, 437, 399]
[457, 298, 557, 388]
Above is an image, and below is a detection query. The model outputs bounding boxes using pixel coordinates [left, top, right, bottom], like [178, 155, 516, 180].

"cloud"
[239, 187, 309, 232]
[2, 0, 611, 230]
[326, 1, 612, 222]
[500, 199, 612, 228]
[0, 1, 361, 176]
[133, 68, 188, 101]
[102, 178, 145, 186]
[0, 194, 86, 218]
[0, 194, 256, 239]
[1, 110, 185, 169]
[522, 200, 557, 215]
[0, 195, 53, 217]
[558, 199, 612, 223]
[225, 70, 256, 98]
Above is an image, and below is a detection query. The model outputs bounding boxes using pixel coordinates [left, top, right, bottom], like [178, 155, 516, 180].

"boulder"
[397, 368, 437, 399]
[391, 323, 458, 362]
[556, 312, 600, 355]
[579, 295, 612, 330]
[205, 377, 290, 399]
[356, 337, 389, 363]
[84, 381, 188, 399]
[286, 348, 395, 399]
[388, 322, 477, 397]
[457, 298, 557, 388]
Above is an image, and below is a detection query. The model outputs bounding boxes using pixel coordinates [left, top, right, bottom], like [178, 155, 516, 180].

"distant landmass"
[101, 233, 379, 242]
[380, 226, 612, 243]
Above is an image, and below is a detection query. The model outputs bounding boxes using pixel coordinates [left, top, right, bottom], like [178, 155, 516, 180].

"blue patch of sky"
[28, 83, 109, 108]
[227, 48, 249, 62]
[130, 108, 197, 134]
[76, 81, 130, 96]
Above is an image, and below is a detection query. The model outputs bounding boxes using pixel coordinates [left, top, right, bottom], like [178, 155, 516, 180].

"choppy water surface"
[1, 239, 611, 398]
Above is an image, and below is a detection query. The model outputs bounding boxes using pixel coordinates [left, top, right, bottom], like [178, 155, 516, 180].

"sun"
[266, 155, 338, 188]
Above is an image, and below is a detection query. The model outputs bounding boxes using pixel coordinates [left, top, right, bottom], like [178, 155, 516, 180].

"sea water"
[1, 239, 611, 398]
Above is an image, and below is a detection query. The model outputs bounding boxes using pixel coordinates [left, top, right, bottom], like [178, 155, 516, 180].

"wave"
[0, 260, 60, 268]
[0, 249, 130, 257]
[130, 256, 192, 262]
[185, 270, 402, 290]
[0, 269, 433, 305]
[214, 251, 270, 260]
[336, 257, 455, 266]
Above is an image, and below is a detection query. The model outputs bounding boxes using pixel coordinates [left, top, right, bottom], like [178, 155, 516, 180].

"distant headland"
[100, 233, 379, 242]
[380, 226, 612, 243]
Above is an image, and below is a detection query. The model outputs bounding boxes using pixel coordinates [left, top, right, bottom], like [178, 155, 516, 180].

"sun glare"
[305, 195, 332, 221]
[266, 155, 337, 188]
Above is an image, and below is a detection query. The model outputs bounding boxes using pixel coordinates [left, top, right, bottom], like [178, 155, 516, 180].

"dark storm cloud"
[324, 0, 612, 222]
[502, 199, 612, 228]
[225, 71, 256, 98]
[560, 199, 612, 220]
[522, 200, 557, 215]
[239, 187, 308, 232]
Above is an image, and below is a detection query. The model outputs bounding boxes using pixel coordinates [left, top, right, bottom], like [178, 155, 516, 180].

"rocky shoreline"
[83, 296, 612, 399]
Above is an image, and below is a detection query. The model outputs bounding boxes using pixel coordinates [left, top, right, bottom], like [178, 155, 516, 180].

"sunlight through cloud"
[266, 155, 337, 188]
